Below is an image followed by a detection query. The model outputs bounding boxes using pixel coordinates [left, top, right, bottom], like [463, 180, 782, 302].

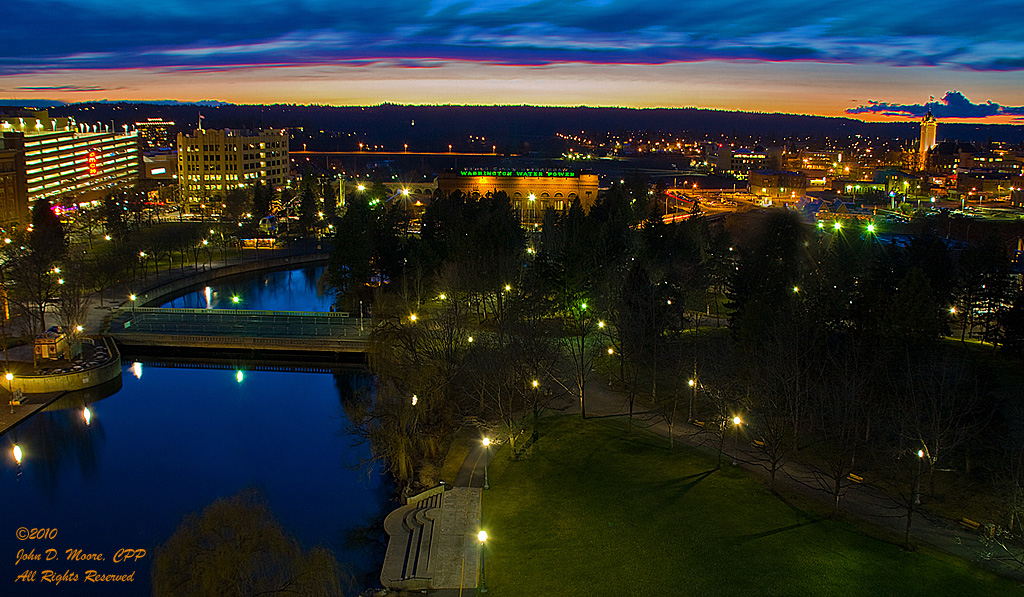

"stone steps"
[382, 490, 445, 590]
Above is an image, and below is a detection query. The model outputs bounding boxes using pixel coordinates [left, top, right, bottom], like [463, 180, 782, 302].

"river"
[0, 265, 388, 595]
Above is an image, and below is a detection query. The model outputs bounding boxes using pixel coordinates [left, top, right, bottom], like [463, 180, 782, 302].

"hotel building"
[177, 128, 289, 214]
[0, 109, 140, 225]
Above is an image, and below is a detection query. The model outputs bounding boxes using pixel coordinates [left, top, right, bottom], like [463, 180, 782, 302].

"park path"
[519, 377, 1024, 584]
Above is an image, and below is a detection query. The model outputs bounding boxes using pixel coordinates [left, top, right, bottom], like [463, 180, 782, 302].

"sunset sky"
[3, 0, 1023, 123]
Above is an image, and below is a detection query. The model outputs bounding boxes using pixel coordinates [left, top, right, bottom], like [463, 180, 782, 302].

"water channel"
[1, 265, 388, 595]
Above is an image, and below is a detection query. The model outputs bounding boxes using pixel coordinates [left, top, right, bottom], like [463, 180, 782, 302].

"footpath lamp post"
[732, 416, 742, 465]
[6, 372, 13, 413]
[687, 378, 696, 422]
[477, 530, 488, 594]
[482, 437, 490, 490]
[913, 449, 925, 506]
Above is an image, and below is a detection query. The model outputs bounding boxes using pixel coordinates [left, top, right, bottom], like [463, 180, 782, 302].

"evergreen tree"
[29, 197, 66, 264]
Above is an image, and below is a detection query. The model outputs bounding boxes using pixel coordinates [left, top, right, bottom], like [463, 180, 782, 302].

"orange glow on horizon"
[5, 61, 1023, 124]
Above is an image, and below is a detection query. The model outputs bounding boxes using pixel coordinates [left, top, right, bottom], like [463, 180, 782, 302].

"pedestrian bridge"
[105, 307, 370, 353]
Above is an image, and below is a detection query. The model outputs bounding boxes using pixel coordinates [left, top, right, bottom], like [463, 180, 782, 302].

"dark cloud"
[15, 85, 108, 92]
[846, 91, 1024, 119]
[1, 1, 1023, 75]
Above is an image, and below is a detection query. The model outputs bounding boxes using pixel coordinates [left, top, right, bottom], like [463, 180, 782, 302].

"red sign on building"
[88, 151, 98, 176]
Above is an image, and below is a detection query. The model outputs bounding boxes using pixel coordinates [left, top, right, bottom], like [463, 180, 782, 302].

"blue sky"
[3, 0, 1023, 120]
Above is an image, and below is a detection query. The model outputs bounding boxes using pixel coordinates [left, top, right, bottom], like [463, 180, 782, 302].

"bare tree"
[806, 354, 870, 516]
[556, 295, 601, 419]
[152, 489, 344, 597]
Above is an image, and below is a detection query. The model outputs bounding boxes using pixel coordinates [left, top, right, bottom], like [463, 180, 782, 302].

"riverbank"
[1, 244, 331, 436]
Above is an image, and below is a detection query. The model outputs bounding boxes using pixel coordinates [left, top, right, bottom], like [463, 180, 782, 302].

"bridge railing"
[128, 307, 353, 318]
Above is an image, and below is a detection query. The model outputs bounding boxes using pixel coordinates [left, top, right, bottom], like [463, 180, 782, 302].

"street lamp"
[5, 372, 12, 413]
[687, 378, 696, 422]
[732, 416, 742, 465]
[477, 530, 488, 593]
[482, 437, 490, 489]
[914, 449, 925, 506]
[483, 438, 491, 491]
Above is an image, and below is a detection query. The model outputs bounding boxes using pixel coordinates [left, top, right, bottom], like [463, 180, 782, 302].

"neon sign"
[458, 169, 578, 178]
[88, 151, 98, 176]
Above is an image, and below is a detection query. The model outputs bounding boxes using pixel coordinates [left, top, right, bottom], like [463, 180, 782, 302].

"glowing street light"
[482, 437, 490, 490]
[478, 530, 489, 593]
[5, 372, 12, 413]
[411, 394, 418, 406]
[409, 313, 417, 322]
[732, 416, 743, 465]
[833, 221, 842, 230]
[866, 223, 876, 233]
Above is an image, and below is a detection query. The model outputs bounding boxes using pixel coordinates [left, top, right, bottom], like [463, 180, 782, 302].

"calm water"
[0, 266, 387, 595]
[161, 265, 333, 312]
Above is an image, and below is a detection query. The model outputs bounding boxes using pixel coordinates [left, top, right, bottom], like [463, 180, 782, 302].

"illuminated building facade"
[135, 118, 176, 150]
[707, 146, 777, 178]
[749, 170, 808, 202]
[435, 169, 598, 223]
[919, 110, 937, 170]
[0, 135, 28, 230]
[0, 109, 140, 211]
[177, 128, 289, 213]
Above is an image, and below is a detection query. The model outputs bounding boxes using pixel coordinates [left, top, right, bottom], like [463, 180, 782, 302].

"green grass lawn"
[480, 415, 1022, 596]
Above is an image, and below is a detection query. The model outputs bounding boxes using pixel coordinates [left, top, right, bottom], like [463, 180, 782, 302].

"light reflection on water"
[162, 265, 333, 312]
[0, 268, 387, 595]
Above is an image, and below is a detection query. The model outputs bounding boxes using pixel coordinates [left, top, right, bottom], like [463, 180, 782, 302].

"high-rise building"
[919, 110, 938, 170]
[176, 128, 289, 214]
[135, 118, 176, 150]
[0, 109, 140, 218]
[0, 135, 28, 232]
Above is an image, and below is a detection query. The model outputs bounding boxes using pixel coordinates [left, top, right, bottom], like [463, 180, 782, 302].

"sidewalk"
[525, 377, 1024, 583]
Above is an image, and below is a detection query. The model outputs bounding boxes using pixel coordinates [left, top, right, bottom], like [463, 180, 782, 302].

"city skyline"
[2, 1, 1024, 124]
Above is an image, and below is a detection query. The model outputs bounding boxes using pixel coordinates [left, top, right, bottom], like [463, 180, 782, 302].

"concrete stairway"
[381, 490, 444, 590]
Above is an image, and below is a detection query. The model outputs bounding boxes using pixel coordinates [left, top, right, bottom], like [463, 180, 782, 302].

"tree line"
[328, 179, 1024, 554]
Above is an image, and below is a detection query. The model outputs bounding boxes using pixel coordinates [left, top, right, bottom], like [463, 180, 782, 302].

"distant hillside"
[31, 102, 1024, 152]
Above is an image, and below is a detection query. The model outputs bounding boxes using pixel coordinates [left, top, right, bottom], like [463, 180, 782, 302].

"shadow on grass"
[642, 469, 717, 515]
[728, 519, 822, 546]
